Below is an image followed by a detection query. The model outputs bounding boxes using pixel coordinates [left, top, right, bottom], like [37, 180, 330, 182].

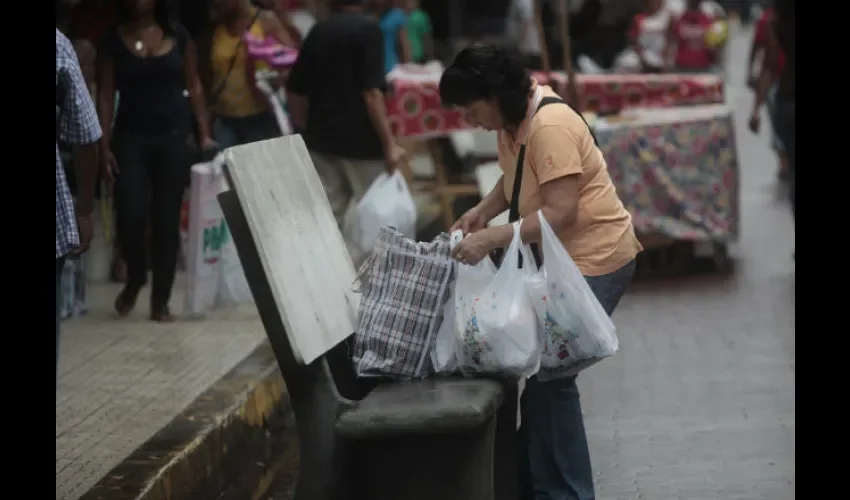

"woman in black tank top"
[97, 0, 216, 321]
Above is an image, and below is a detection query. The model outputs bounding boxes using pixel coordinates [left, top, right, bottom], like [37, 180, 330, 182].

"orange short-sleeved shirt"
[498, 83, 642, 276]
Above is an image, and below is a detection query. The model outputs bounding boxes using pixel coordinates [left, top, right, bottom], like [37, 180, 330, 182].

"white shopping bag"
[184, 156, 253, 316]
[431, 287, 459, 374]
[531, 210, 619, 378]
[455, 222, 541, 378]
[215, 229, 253, 308]
[347, 170, 418, 253]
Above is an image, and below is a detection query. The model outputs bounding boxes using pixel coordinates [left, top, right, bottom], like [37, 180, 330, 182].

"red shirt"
[755, 8, 786, 74]
[672, 10, 716, 70]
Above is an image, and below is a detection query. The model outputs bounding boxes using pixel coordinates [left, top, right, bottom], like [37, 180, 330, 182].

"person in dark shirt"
[750, 0, 794, 254]
[286, 0, 408, 266]
[96, 0, 215, 321]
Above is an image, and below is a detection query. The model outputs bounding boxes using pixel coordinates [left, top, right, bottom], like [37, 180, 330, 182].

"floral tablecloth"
[595, 105, 739, 242]
[386, 64, 724, 139]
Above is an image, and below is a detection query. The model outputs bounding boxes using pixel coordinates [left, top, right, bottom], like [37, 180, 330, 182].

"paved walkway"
[580, 24, 795, 499]
[56, 280, 265, 500]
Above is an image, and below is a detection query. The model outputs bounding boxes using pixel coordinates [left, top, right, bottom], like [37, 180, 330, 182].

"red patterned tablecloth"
[386, 66, 724, 140]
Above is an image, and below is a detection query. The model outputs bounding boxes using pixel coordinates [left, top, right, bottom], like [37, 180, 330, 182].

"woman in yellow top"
[440, 45, 642, 500]
[209, 0, 295, 148]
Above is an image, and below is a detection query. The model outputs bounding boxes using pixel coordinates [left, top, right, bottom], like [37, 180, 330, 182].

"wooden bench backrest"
[223, 136, 360, 365]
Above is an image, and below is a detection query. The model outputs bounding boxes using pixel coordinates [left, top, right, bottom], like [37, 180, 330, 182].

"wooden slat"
[224, 136, 358, 365]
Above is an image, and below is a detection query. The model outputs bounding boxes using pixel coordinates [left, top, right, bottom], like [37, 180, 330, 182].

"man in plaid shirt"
[56, 29, 102, 372]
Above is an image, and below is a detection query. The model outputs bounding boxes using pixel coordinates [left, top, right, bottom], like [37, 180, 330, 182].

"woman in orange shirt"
[440, 45, 641, 500]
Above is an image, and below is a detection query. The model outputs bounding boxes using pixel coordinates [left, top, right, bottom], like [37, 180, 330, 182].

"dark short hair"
[439, 45, 532, 127]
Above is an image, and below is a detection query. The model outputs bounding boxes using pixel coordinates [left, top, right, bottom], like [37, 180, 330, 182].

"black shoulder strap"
[502, 97, 598, 268]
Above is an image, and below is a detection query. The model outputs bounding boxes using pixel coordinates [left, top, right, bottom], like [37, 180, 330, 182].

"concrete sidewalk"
[56, 279, 267, 500]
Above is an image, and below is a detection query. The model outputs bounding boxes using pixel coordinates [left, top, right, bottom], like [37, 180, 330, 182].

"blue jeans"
[519, 259, 637, 500]
[56, 256, 66, 379]
[213, 111, 279, 150]
[775, 100, 795, 222]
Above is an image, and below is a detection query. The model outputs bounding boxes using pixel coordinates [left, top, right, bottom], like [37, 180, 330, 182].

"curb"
[79, 342, 294, 500]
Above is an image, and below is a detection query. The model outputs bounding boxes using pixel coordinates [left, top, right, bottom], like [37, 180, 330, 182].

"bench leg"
[349, 418, 497, 500]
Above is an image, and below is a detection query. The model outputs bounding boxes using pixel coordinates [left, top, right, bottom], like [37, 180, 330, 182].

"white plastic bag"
[215, 231, 253, 308]
[431, 287, 459, 373]
[348, 170, 417, 253]
[184, 155, 254, 316]
[534, 210, 619, 378]
[455, 222, 541, 378]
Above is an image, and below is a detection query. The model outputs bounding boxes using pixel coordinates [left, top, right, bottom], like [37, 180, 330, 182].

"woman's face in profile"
[459, 99, 503, 131]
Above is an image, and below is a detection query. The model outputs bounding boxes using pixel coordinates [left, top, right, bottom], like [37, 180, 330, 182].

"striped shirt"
[56, 29, 102, 258]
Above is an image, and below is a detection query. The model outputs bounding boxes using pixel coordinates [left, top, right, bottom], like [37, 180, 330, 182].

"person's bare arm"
[473, 125, 583, 250]
[284, 29, 312, 129]
[751, 20, 780, 114]
[182, 34, 212, 145]
[95, 50, 115, 162]
[58, 31, 103, 249]
[288, 93, 308, 129]
[362, 89, 395, 151]
[397, 27, 412, 64]
[260, 9, 296, 48]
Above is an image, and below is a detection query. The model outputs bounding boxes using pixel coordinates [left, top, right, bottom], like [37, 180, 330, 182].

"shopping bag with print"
[455, 221, 540, 378]
[534, 210, 619, 379]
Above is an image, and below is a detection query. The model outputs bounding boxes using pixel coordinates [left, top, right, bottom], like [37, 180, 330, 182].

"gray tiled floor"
[579, 25, 795, 500]
[56, 280, 265, 500]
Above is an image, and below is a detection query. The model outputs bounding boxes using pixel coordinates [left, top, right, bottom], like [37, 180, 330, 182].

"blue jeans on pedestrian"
[213, 111, 279, 150]
[519, 259, 637, 500]
[57, 256, 66, 380]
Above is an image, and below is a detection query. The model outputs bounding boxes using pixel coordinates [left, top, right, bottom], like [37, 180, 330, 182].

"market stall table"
[386, 65, 724, 140]
[474, 105, 738, 254]
[595, 104, 739, 251]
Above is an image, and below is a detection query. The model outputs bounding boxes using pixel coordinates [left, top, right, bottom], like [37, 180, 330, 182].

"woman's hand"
[451, 228, 498, 266]
[201, 136, 219, 151]
[102, 151, 118, 184]
[451, 205, 489, 235]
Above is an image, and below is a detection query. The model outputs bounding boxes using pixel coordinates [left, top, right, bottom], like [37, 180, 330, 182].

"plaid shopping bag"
[353, 229, 454, 380]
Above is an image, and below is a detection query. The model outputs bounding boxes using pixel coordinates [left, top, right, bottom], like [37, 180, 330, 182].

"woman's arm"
[259, 10, 296, 48]
[182, 35, 212, 145]
[484, 174, 580, 249]
[95, 49, 115, 159]
[397, 27, 412, 64]
[750, 17, 780, 116]
[478, 126, 583, 249]
[477, 176, 510, 221]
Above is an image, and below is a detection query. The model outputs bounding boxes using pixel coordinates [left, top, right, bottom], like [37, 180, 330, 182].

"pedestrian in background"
[96, 0, 214, 322]
[57, 29, 103, 370]
[209, 0, 294, 148]
[373, 0, 410, 73]
[402, 0, 433, 63]
[749, 0, 793, 257]
[746, 4, 788, 182]
[286, 0, 408, 266]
